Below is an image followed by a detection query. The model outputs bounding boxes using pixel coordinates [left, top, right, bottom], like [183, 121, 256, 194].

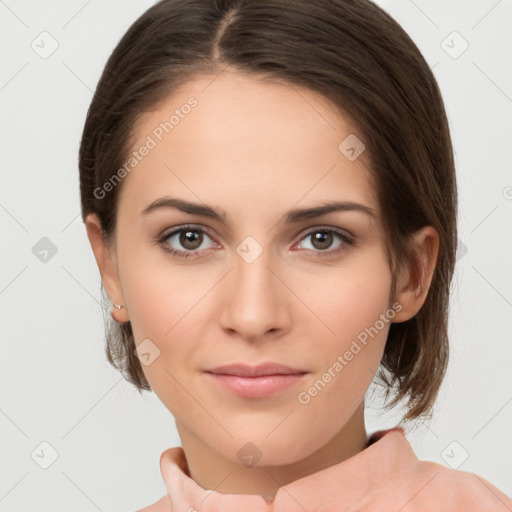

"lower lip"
[205, 372, 308, 398]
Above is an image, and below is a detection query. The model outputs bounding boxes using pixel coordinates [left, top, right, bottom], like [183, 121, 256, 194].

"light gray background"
[1, 0, 511, 510]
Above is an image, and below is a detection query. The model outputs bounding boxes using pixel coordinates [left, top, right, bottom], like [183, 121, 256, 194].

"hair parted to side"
[79, 0, 458, 425]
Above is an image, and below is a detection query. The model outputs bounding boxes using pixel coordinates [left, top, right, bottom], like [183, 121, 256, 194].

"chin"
[206, 426, 328, 468]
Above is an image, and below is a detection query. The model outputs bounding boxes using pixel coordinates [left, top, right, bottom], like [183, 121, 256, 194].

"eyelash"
[156, 224, 355, 260]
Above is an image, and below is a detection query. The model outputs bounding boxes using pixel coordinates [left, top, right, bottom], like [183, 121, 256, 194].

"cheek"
[119, 239, 204, 339]
[299, 251, 393, 343]
[119, 250, 218, 402]
[293, 296, 392, 454]
[295, 253, 393, 401]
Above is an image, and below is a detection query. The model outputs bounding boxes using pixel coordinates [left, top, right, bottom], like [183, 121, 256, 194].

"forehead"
[119, 71, 377, 221]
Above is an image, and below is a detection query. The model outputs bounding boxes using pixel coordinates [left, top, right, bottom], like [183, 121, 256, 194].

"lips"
[203, 363, 309, 398]
[204, 362, 308, 377]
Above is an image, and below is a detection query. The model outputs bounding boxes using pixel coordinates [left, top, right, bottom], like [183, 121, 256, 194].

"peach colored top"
[137, 427, 512, 511]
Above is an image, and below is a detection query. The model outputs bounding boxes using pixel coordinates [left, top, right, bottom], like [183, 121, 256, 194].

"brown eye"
[179, 229, 203, 250]
[158, 225, 216, 259]
[310, 231, 334, 250]
[296, 227, 354, 256]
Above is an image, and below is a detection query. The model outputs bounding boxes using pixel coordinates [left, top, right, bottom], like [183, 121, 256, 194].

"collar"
[158, 427, 416, 511]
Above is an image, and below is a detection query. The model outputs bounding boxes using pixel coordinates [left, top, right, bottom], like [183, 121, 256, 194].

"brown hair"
[79, 0, 457, 425]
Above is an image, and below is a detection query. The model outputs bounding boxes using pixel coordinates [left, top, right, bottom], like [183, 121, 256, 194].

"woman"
[80, 0, 512, 509]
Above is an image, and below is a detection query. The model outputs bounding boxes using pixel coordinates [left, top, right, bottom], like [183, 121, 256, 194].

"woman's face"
[101, 71, 400, 465]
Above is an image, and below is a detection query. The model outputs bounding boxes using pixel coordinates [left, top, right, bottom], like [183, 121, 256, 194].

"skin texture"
[85, 70, 439, 500]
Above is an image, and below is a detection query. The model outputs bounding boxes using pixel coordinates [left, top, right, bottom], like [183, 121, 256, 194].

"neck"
[176, 402, 368, 501]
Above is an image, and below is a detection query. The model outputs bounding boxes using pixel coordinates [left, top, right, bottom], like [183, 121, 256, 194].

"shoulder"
[394, 460, 512, 510]
[371, 428, 512, 510]
[135, 494, 172, 512]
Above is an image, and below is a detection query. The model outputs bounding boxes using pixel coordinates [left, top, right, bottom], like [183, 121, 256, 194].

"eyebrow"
[141, 197, 377, 223]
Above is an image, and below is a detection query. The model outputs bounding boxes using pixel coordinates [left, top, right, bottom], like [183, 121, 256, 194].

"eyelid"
[159, 222, 214, 237]
[156, 223, 355, 257]
[297, 225, 355, 243]
[157, 223, 220, 247]
[158, 223, 353, 242]
[291, 226, 355, 256]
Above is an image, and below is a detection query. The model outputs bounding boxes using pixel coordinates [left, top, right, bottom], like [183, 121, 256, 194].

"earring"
[111, 304, 125, 322]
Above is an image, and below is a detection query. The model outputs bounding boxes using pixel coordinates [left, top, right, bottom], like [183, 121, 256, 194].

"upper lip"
[204, 363, 308, 377]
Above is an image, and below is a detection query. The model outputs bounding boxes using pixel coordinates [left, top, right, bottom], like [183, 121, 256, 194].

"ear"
[84, 213, 129, 323]
[391, 225, 440, 323]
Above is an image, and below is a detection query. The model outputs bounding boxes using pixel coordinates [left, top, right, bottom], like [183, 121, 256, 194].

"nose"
[218, 245, 292, 343]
